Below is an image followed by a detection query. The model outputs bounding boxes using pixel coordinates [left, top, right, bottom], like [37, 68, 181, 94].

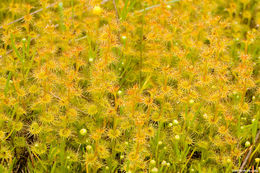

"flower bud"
[86, 145, 92, 151]
[89, 57, 94, 62]
[161, 160, 167, 166]
[58, 2, 63, 8]
[150, 159, 156, 165]
[175, 135, 180, 140]
[121, 35, 127, 41]
[173, 119, 179, 125]
[227, 158, 232, 164]
[22, 38, 27, 43]
[118, 90, 123, 95]
[189, 99, 194, 104]
[80, 128, 87, 136]
[151, 167, 158, 173]
[93, 6, 102, 15]
[245, 141, 250, 147]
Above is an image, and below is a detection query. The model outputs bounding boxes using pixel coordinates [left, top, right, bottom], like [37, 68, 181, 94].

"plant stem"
[139, 8, 145, 87]
[239, 130, 260, 173]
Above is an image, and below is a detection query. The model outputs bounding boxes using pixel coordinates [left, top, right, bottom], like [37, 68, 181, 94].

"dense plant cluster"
[0, 0, 259, 172]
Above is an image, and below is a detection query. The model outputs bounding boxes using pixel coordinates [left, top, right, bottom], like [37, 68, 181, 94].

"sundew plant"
[0, 0, 259, 172]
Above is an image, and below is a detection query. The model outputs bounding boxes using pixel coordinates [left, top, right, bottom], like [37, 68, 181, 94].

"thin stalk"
[71, 0, 74, 28]
[139, 8, 145, 87]
[0, 2, 57, 29]
[58, 2, 66, 32]
[113, 0, 120, 22]
[136, 0, 180, 13]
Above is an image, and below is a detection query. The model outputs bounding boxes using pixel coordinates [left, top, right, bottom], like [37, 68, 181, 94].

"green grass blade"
[4, 71, 12, 96]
